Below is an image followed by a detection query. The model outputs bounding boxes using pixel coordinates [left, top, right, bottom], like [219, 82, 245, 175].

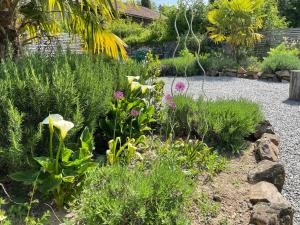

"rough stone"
[260, 133, 280, 146]
[261, 73, 276, 79]
[276, 70, 290, 82]
[250, 202, 294, 225]
[249, 182, 288, 205]
[248, 160, 285, 191]
[256, 139, 279, 162]
[255, 120, 275, 139]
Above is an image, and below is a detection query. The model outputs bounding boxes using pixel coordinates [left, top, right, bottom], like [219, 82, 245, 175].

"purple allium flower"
[175, 82, 185, 92]
[163, 94, 173, 103]
[130, 109, 139, 117]
[113, 91, 124, 100]
[169, 101, 176, 109]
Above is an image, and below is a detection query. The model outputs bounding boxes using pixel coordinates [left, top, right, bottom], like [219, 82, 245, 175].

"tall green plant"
[10, 114, 97, 208]
[208, 0, 264, 58]
[0, 52, 140, 174]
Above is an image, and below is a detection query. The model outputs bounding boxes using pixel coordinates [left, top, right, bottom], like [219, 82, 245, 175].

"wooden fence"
[254, 28, 300, 57]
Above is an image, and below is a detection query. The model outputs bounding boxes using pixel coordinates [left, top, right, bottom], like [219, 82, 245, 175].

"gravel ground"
[162, 76, 300, 224]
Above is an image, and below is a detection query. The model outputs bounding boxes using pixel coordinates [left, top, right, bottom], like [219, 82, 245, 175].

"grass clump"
[165, 96, 264, 153]
[68, 157, 194, 225]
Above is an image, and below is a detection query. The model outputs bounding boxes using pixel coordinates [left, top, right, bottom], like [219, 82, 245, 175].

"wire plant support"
[170, 0, 209, 141]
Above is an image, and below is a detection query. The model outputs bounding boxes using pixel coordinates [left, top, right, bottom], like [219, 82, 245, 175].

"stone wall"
[207, 69, 292, 83]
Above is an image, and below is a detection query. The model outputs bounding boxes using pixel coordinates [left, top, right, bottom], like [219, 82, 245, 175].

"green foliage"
[208, 0, 264, 53]
[200, 52, 238, 71]
[164, 96, 264, 153]
[99, 77, 157, 144]
[106, 136, 145, 166]
[107, 2, 208, 46]
[0, 52, 144, 174]
[171, 140, 226, 176]
[278, 0, 300, 28]
[10, 119, 97, 208]
[197, 99, 264, 153]
[68, 158, 194, 225]
[161, 56, 199, 76]
[259, 0, 287, 29]
[261, 43, 300, 72]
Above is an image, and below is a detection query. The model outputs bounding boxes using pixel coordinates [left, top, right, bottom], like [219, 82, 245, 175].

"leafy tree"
[0, 0, 128, 59]
[278, 0, 300, 27]
[141, 0, 151, 8]
[160, 2, 208, 41]
[207, 0, 264, 58]
[259, 0, 287, 29]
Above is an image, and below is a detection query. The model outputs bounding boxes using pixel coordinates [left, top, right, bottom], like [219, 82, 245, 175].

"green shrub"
[0, 52, 145, 174]
[166, 95, 198, 137]
[261, 43, 300, 72]
[68, 158, 194, 225]
[160, 56, 199, 76]
[197, 99, 264, 153]
[164, 96, 264, 153]
[202, 53, 238, 72]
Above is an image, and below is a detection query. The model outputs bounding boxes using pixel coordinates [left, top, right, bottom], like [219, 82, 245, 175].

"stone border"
[247, 121, 294, 225]
[207, 69, 291, 83]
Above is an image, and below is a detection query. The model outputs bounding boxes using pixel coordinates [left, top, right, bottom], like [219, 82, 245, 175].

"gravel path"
[162, 76, 300, 224]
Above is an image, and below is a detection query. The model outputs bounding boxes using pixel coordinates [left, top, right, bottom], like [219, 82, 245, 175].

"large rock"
[248, 160, 285, 191]
[255, 120, 275, 139]
[249, 182, 288, 205]
[256, 139, 279, 162]
[276, 70, 290, 82]
[260, 133, 280, 146]
[250, 202, 294, 225]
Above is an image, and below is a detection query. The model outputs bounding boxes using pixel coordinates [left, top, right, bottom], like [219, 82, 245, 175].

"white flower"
[42, 114, 74, 139]
[126, 76, 140, 84]
[54, 120, 74, 139]
[42, 114, 63, 125]
[131, 81, 141, 91]
[141, 85, 155, 93]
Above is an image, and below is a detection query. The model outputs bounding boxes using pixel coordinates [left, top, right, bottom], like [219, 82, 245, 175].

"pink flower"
[130, 109, 139, 117]
[169, 101, 176, 109]
[163, 94, 173, 103]
[175, 82, 185, 92]
[114, 91, 124, 100]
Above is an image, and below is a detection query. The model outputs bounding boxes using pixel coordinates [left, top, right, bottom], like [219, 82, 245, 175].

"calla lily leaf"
[9, 171, 39, 185]
[38, 174, 62, 193]
[34, 157, 56, 173]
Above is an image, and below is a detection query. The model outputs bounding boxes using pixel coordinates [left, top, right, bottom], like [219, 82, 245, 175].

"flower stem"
[55, 137, 64, 174]
[49, 129, 53, 159]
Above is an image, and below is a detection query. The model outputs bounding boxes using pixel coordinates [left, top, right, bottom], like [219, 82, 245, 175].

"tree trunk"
[289, 70, 300, 101]
[0, 10, 20, 58]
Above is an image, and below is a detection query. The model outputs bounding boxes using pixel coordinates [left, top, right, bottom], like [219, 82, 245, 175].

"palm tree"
[0, 0, 128, 59]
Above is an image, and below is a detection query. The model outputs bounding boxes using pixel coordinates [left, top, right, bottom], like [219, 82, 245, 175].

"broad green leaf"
[34, 157, 55, 173]
[80, 127, 93, 156]
[9, 171, 39, 185]
[77, 162, 98, 175]
[38, 174, 62, 193]
[62, 176, 75, 183]
[62, 147, 73, 162]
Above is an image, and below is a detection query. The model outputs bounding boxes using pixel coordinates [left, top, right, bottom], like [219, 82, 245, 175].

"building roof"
[117, 2, 161, 20]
